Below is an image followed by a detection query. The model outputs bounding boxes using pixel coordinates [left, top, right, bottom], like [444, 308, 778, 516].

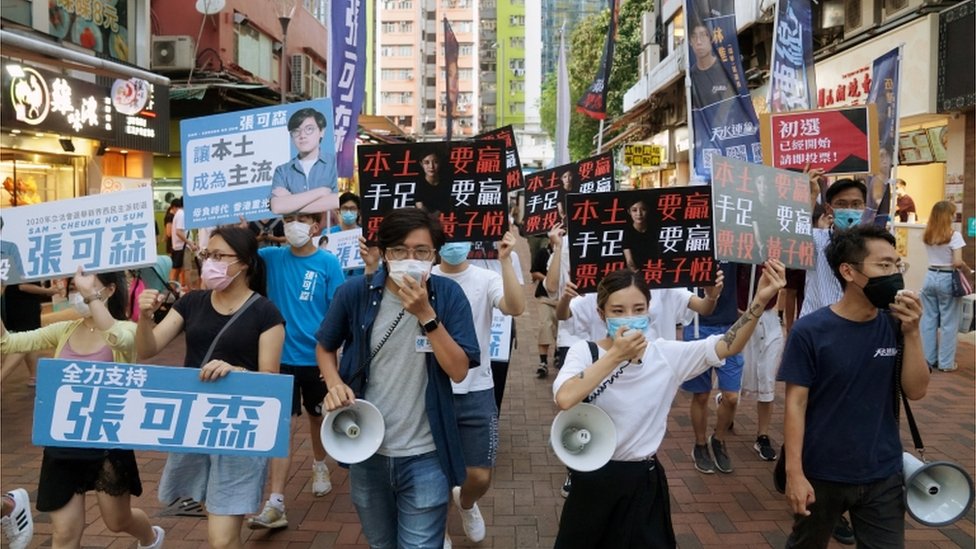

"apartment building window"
[380, 44, 414, 56]
[459, 42, 474, 56]
[304, 0, 328, 25]
[234, 23, 274, 82]
[383, 0, 413, 8]
[453, 21, 474, 32]
[509, 102, 524, 114]
[381, 20, 414, 33]
[396, 115, 414, 127]
[442, 0, 473, 7]
[459, 68, 473, 80]
[381, 91, 414, 104]
[381, 68, 415, 80]
[508, 58, 524, 70]
[510, 80, 524, 93]
[509, 15, 524, 25]
[509, 36, 524, 49]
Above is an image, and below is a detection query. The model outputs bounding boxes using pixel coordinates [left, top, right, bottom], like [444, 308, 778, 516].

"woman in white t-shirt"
[551, 263, 784, 548]
[920, 201, 973, 372]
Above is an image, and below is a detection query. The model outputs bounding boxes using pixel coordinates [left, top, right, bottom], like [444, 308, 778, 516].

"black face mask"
[859, 272, 905, 309]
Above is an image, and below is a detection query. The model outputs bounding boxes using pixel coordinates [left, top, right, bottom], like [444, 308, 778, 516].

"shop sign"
[759, 105, 880, 175]
[623, 143, 665, 168]
[49, 0, 132, 63]
[102, 75, 170, 153]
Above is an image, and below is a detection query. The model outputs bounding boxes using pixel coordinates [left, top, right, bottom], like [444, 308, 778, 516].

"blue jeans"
[920, 270, 962, 369]
[349, 452, 449, 549]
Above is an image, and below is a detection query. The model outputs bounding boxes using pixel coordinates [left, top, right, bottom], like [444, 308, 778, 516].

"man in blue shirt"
[248, 211, 345, 530]
[779, 225, 927, 547]
[269, 108, 340, 215]
[317, 208, 479, 548]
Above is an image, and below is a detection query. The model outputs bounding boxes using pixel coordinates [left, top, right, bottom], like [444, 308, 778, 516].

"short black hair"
[825, 178, 867, 205]
[377, 208, 445, 253]
[288, 108, 327, 131]
[339, 192, 361, 209]
[171, 197, 183, 208]
[825, 225, 896, 288]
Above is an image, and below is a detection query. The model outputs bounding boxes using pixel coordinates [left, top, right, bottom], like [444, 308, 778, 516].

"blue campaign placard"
[180, 98, 337, 228]
[32, 359, 293, 457]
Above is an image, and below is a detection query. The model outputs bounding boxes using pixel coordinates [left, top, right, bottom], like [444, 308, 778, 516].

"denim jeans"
[920, 270, 962, 369]
[349, 452, 449, 549]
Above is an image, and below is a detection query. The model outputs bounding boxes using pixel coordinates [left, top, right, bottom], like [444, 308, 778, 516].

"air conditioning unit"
[151, 36, 195, 71]
[843, 0, 881, 39]
[290, 54, 313, 96]
[641, 11, 657, 47]
[640, 45, 661, 76]
[881, 0, 926, 24]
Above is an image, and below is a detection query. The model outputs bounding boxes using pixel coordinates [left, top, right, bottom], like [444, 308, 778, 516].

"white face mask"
[68, 292, 91, 317]
[284, 221, 312, 248]
[387, 259, 432, 287]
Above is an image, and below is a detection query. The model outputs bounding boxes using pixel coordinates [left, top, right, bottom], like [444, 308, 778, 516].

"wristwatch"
[83, 288, 104, 304]
[420, 316, 440, 334]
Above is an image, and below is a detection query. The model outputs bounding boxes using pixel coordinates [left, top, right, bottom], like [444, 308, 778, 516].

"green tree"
[540, 0, 653, 161]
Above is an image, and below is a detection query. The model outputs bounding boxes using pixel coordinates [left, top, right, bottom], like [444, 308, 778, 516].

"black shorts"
[37, 448, 142, 512]
[281, 365, 327, 417]
[170, 249, 184, 269]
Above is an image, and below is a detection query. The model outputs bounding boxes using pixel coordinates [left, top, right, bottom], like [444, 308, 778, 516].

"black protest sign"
[522, 152, 614, 236]
[566, 187, 717, 293]
[475, 125, 523, 191]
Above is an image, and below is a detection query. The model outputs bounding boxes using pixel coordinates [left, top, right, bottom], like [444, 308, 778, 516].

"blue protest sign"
[181, 98, 338, 228]
[33, 359, 293, 457]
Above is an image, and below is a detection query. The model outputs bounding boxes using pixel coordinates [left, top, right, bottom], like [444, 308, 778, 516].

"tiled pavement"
[2, 269, 974, 548]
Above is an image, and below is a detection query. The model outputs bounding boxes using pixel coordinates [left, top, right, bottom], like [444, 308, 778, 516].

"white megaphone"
[550, 403, 616, 472]
[320, 399, 385, 464]
[903, 452, 975, 527]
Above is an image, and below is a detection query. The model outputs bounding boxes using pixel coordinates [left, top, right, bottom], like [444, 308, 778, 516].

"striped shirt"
[799, 228, 843, 318]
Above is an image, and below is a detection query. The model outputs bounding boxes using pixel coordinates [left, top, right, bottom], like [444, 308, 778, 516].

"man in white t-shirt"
[432, 230, 525, 545]
[169, 198, 188, 287]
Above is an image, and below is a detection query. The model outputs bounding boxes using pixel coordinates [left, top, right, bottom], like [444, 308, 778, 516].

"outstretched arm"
[714, 260, 786, 359]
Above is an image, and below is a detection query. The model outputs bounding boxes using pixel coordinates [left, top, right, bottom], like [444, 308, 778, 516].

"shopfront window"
[1, 151, 86, 206]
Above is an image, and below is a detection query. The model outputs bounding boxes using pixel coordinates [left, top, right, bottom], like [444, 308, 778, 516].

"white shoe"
[248, 502, 288, 529]
[452, 486, 486, 542]
[1, 489, 33, 549]
[443, 532, 453, 549]
[137, 525, 165, 549]
[312, 461, 332, 496]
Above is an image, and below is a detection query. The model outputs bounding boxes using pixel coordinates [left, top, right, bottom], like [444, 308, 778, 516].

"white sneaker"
[1, 489, 33, 549]
[137, 525, 165, 549]
[312, 461, 332, 496]
[452, 486, 486, 542]
[247, 502, 288, 529]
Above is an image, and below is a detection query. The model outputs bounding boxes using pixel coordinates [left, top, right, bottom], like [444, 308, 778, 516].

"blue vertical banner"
[865, 47, 900, 224]
[685, 0, 762, 182]
[330, 0, 367, 178]
[768, 0, 817, 112]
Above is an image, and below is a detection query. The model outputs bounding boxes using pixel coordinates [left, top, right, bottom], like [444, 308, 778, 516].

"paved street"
[2, 265, 974, 548]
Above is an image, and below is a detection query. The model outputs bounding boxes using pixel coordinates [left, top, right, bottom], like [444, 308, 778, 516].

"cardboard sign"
[566, 188, 716, 292]
[760, 105, 880, 174]
[181, 98, 338, 228]
[475, 125, 524, 191]
[523, 152, 614, 236]
[0, 187, 156, 285]
[33, 359, 293, 457]
[358, 141, 508, 243]
[710, 155, 816, 269]
[324, 228, 365, 271]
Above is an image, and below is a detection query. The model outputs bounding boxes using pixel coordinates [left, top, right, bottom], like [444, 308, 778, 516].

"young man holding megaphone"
[315, 208, 480, 549]
[778, 225, 929, 548]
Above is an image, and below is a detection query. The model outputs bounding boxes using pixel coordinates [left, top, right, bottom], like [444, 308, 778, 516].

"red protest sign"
[760, 105, 880, 175]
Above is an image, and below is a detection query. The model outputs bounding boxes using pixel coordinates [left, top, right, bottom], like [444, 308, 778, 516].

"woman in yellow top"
[0, 269, 164, 549]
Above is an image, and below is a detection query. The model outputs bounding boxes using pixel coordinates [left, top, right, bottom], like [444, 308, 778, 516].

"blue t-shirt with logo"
[777, 306, 902, 484]
[260, 246, 345, 366]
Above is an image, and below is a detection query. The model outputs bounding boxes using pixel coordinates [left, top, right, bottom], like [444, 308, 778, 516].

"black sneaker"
[709, 434, 733, 473]
[832, 515, 855, 545]
[754, 435, 777, 461]
[693, 444, 716, 474]
[560, 475, 571, 498]
[536, 364, 549, 378]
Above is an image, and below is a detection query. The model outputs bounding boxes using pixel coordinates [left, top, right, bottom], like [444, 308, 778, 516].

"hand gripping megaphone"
[903, 452, 975, 527]
[320, 399, 385, 464]
[550, 403, 617, 472]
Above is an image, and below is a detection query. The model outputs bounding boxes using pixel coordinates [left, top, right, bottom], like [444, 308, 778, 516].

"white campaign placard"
[0, 187, 156, 285]
[325, 228, 365, 271]
[100, 176, 151, 194]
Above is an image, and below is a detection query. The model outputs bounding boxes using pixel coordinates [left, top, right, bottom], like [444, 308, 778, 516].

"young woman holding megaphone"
[551, 261, 786, 549]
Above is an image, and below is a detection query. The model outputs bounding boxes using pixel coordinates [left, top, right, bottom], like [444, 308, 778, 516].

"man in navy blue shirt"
[779, 225, 928, 547]
[316, 208, 479, 548]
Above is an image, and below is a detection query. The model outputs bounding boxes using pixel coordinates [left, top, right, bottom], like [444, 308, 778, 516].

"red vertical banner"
[444, 18, 459, 141]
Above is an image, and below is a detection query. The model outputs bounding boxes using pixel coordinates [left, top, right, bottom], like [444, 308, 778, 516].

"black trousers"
[555, 458, 676, 549]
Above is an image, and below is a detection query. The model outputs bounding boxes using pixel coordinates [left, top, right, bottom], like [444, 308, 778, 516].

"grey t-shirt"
[366, 288, 435, 456]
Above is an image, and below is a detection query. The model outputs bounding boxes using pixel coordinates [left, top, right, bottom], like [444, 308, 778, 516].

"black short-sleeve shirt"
[173, 290, 284, 371]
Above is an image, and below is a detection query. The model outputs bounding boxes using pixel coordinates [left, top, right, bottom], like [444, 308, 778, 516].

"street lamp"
[276, 0, 297, 105]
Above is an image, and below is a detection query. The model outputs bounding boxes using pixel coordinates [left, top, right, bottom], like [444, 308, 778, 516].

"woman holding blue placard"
[136, 226, 284, 549]
[0, 268, 165, 549]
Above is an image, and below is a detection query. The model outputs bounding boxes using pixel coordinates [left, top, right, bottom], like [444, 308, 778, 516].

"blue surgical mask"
[340, 211, 358, 226]
[439, 242, 472, 266]
[832, 208, 863, 230]
[606, 315, 649, 339]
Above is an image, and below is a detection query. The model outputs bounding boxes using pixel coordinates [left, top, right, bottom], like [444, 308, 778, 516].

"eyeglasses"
[386, 246, 435, 261]
[832, 200, 866, 210]
[197, 250, 238, 262]
[851, 261, 909, 274]
[289, 125, 319, 138]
